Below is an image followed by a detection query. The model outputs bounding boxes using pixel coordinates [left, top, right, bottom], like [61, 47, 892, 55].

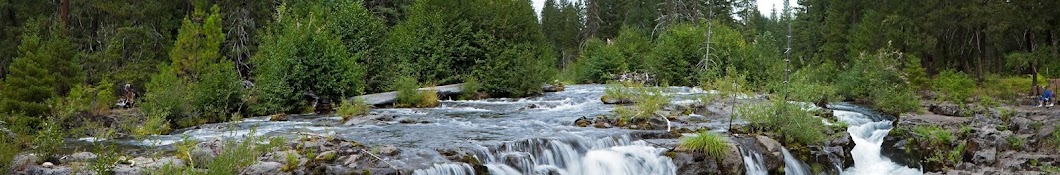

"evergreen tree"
[0, 20, 82, 117]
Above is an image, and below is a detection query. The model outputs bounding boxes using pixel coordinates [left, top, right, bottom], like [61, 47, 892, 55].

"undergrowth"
[677, 131, 731, 161]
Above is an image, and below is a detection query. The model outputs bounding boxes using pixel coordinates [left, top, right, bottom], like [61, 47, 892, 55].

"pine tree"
[0, 20, 82, 117]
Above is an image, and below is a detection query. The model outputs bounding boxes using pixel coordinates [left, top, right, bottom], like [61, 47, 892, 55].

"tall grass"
[337, 98, 371, 122]
[738, 100, 826, 146]
[149, 134, 285, 174]
[677, 131, 731, 161]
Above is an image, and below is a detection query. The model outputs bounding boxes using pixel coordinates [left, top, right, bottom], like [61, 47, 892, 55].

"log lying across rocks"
[353, 84, 464, 106]
[353, 83, 565, 106]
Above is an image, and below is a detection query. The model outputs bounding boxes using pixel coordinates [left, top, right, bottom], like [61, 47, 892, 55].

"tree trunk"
[61, 0, 68, 27]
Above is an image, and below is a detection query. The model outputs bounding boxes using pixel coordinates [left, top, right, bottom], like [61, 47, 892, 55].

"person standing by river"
[1040, 86, 1054, 107]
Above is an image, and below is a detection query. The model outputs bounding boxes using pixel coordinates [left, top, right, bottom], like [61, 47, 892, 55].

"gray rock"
[972, 148, 996, 165]
[756, 136, 783, 158]
[140, 157, 186, 169]
[63, 152, 98, 164]
[41, 162, 54, 168]
[929, 103, 961, 117]
[315, 150, 338, 161]
[191, 139, 223, 168]
[27, 165, 71, 175]
[379, 145, 400, 156]
[592, 116, 612, 128]
[1009, 117, 1033, 134]
[669, 151, 721, 175]
[325, 165, 352, 175]
[243, 161, 284, 175]
[10, 153, 39, 172]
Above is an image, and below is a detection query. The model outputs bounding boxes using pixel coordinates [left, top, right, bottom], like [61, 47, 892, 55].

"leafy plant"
[677, 131, 731, 161]
[932, 70, 976, 104]
[337, 98, 371, 122]
[738, 100, 826, 145]
[33, 119, 64, 161]
[1006, 136, 1025, 151]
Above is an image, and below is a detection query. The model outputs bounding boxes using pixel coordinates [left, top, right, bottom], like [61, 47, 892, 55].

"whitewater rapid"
[835, 110, 923, 175]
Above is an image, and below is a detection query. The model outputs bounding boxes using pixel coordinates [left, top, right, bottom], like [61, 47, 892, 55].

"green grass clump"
[932, 70, 976, 104]
[1006, 136, 1025, 151]
[738, 100, 826, 146]
[912, 125, 953, 147]
[149, 133, 284, 174]
[1048, 128, 1060, 151]
[337, 98, 371, 122]
[602, 82, 637, 103]
[129, 109, 172, 139]
[393, 76, 440, 108]
[677, 131, 731, 161]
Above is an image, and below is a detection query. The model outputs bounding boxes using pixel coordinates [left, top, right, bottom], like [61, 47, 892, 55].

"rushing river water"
[76, 85, 923, 175]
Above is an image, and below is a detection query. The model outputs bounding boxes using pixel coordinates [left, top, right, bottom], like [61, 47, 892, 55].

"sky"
[531, 0, 797, 18]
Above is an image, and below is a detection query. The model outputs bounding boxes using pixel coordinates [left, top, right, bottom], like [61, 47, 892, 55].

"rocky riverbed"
[6, 85, 1058, 175]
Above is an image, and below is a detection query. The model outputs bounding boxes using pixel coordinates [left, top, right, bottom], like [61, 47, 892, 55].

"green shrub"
[0, 128, 21, 172]
[646, 22, 746, 86]
[33, 120, 64, 161]
[394, 76, 422, 107]
[142, 66, 191, 123]
[1048, 128, 1060, 151]
[632, 87, 671, 118]
[1006, 136, 1025, 151]
[337, 98, 371, 121]
[738, 100, 826, 145]
[932, 70, 976, 104]
[460, 76, 483, 100]
[836, 50, 920, 115]
[873, 87, 921, 115]
[912, 125, 953, 147]
[678, 131, 731, 161]
[252, 4, 366, 114]
[190, 60, 244, 122]
[129, 109, 172, 139]
[603, 82, 637, 102]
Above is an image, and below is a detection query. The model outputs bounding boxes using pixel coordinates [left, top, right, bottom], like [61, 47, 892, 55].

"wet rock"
[972, 148, 996, 165]
[243, 161, 285, 175]
[601, 96, 633, 104]
[647, 113, 671, 130]
[141, 157, 185, 169]
[669, 151, 721, 175]
[543, 84, 565, 92]
[398, 118, 429, 124]
[719, 144, 744, 174]
[592, 116, 612, 128]
[373, 114, 395, 122]
[756, 136, 783, 158]
[379, 145, 401, 156]
[574, 116, 591, 127]
[269, 114, 289, 121]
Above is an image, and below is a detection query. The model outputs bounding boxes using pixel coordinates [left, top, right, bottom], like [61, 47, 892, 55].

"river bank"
[5, 85, 1058, 175]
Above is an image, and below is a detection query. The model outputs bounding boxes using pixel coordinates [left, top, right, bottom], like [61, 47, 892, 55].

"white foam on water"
[837, 110, 923, 175]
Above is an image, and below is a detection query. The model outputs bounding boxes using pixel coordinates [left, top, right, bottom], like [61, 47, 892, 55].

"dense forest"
[0, 0, 1058, 173]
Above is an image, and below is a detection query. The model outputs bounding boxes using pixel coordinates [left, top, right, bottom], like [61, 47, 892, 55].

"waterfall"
[835, 109, 922, 175]
[782, 147, 812, 175]
[739, 146, 768, 175]
[413, 163, 477, 175]
[418, 135, 676, 175]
